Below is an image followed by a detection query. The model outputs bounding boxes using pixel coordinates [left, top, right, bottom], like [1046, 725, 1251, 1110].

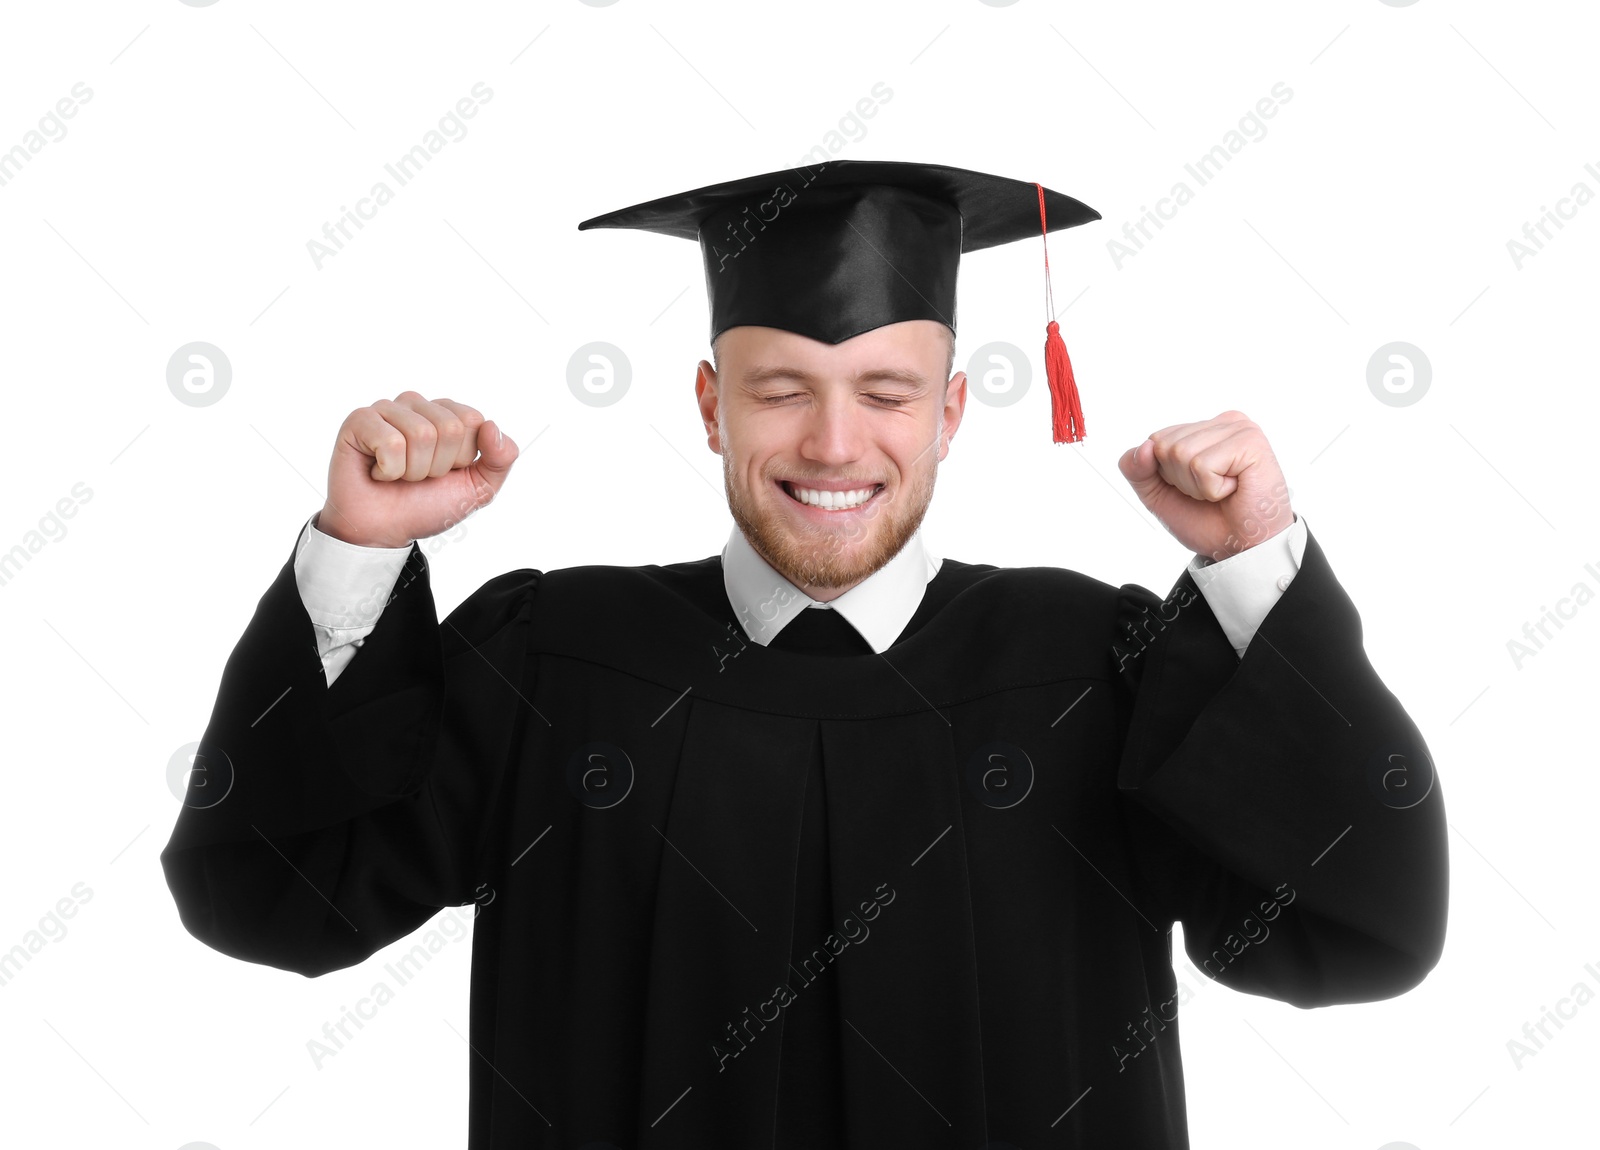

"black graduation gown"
[160, 522, 1448, 1148]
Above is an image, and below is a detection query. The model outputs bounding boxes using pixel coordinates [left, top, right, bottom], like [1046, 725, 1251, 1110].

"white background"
[0, 1, 1594, 1147]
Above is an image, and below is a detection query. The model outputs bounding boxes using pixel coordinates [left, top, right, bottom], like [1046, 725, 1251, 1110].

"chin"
[763, 502, 916, 593]
[725, 458, 936, 593]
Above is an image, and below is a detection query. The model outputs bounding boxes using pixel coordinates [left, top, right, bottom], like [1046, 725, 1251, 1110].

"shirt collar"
[721, 524, 943, 654]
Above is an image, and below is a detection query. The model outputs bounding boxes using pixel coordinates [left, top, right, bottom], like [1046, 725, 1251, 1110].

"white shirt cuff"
[1186, 514, 1307, 659]
[292, 512, 413, 685]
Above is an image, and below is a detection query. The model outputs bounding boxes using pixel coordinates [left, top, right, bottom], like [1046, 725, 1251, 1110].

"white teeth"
[785, 483, 878, 509]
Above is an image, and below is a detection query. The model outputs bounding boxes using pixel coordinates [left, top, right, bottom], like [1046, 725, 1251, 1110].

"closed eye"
[758, 394, 911, 407]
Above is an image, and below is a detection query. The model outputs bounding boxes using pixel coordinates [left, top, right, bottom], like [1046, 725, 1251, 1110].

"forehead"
[718, 321, 950, 368]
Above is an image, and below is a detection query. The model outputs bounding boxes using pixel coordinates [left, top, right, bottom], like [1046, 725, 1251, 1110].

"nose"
[795, 393, 868, 468]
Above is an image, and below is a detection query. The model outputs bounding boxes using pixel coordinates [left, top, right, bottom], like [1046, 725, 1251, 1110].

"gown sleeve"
[159, 534, 538, 977]
[1110, 523, 1448, 1008]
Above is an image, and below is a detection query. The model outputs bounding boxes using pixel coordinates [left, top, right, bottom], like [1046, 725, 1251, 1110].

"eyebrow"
[738, 364, 930, 387]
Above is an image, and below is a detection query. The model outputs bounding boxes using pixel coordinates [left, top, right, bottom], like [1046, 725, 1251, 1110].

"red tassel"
[1036, 183, 1085, 444]
[1045, 319, 1085, 444]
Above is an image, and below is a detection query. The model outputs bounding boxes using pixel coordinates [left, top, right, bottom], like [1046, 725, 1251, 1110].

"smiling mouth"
[780, 480, 885, 511]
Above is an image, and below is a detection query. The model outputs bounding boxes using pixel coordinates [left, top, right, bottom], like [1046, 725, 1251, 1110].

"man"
[162, 160, 1447, 1148]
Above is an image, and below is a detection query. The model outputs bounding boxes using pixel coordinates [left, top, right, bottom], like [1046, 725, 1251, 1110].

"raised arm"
[161, 394, 525, 975]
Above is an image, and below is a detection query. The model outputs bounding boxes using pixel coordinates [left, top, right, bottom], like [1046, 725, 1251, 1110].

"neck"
[799, 578, 859, 603]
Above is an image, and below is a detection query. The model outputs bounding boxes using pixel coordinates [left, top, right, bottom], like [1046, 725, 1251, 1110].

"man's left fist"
[1116, 410, 1293, 563]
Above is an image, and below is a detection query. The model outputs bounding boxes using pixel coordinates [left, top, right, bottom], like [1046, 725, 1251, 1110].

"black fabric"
[161, 526, 1448, 1148]
[774, 746, 845, 1148]
[767, 605, 863, 1145]
[766, 603, 875, 656]
[576, 159, 1100, 345]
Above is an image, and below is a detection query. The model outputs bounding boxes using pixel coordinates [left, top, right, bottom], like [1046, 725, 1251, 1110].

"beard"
[722, 433, 940, 594]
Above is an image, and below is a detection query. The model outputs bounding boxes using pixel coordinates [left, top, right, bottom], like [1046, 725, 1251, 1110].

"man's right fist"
[317, 392, 518, 549]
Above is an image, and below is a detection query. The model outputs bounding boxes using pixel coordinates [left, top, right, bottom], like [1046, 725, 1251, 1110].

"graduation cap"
[577, 159, 1100, 444]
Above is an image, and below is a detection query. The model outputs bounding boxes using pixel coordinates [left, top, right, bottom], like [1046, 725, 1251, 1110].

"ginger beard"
[722, 420, 942, 595]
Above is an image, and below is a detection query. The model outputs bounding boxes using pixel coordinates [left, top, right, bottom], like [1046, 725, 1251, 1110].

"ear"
[937, 370, 968, 462]
[695, 360, 722, 453]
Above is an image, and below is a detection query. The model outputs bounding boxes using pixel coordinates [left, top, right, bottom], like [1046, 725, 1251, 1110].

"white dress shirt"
[293, 511, 1308, 687]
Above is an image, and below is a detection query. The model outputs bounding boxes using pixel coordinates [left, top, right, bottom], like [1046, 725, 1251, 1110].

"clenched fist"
[317, 392, 518, 549]
[1116, 410, 1291, 562]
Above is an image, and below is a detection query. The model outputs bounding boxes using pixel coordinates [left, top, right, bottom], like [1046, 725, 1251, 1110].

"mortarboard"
[577, 159, 1100, 443]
